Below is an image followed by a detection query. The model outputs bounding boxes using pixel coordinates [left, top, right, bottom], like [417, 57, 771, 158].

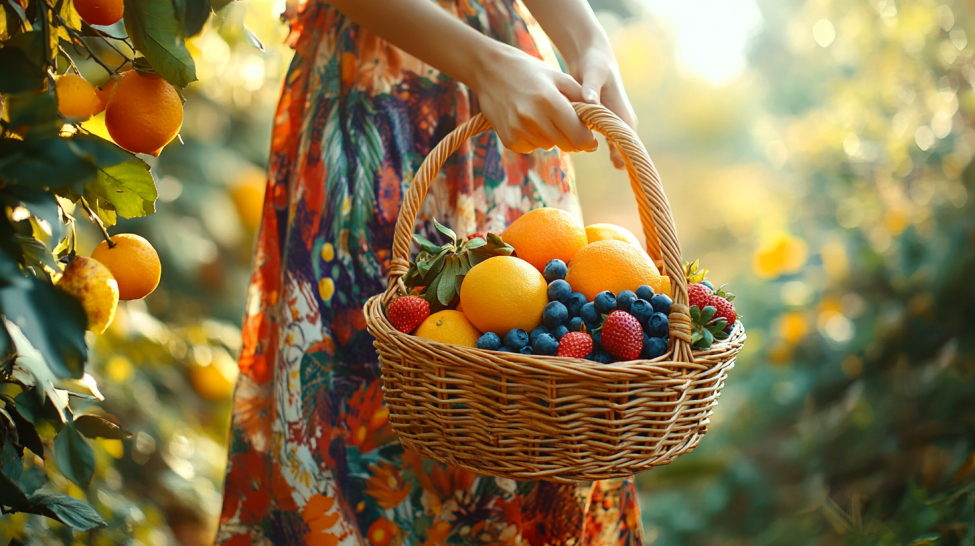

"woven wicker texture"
[364, 103, 745, 482]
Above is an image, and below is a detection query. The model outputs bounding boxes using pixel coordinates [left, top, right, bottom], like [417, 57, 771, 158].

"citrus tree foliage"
[0, 0, 214, 531]
[635, 0, 975, 544]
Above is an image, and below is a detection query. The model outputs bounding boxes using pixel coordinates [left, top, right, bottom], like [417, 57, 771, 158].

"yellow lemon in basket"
[415, 310, 481, 347]
[502, 208, 588, 272]
[585, 223, 642, 247]
[565, 240, 662, 300]
[459, 256, 548, 335]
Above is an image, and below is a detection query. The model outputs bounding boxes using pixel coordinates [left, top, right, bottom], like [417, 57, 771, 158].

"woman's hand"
[569, 43, 638, 169]
[470, 45, 598, 154]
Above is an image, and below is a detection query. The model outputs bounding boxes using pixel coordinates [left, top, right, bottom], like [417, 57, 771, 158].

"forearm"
[325, 0, 508, 91]
[520, 0, 611, 67]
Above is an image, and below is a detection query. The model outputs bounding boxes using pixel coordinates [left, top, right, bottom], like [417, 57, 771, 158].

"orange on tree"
[502, 207, 588, 272]
[56, 74, 103, 120]
[585, 223, 642, 247]
[73, 0, 124, 27]
[414, 310, 481, 347]
[56, 256, 119, 334]
[104, 70, 183, 157]
[90, 233, 161, 300]
[94, 77, 117, 113]
[565, 239, 663, 300]
[458, 256, 548, 335]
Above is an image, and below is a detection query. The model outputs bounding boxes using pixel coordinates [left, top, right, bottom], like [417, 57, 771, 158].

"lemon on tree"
[56, 257, 119, 334]
[90, 233, 162, 300]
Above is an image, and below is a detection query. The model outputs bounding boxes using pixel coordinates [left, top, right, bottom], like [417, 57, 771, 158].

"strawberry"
[708, 295, 736, 324]
[387, 295, 430, 334]
[466, 232, 487, 241]
[687, 282, 713, 310]
[600, 310, 644, 361]
[557, 331, 593, 358]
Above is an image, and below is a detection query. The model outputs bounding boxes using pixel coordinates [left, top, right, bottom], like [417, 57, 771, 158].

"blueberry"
[630, 299, 654, 325]
[519, 345, 533, 355]
[641, 337, 668, 359]
[594, 291, 617, 314]
[595, 351, 614, 364]
[543, 259, 568, 283]
[498, 346, 513, 353]
[701, 280, 714, 290]
[591, 331, 602, 348]
[476, 332, 501, 350]
[543, 301, 569, 329]
[617, 290, 637, 312]
[530, 326, 549, 344]
[646, 312, 669, 337]
[642, 331, 650, 346]
[504, 329, 530, 350]
[532, 333, 559, 356]
[580, 302, 600, 325]
[551, 325, 569, 340]
[650, 293, 672, 315]
[569, 316, 585, 332]
[547, 279, 572, 303]
[566, 292, 587, 317]
[636, 285, 655, 301]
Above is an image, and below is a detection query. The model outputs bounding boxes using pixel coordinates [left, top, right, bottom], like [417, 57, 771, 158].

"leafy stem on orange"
[80, 197, 117, 249]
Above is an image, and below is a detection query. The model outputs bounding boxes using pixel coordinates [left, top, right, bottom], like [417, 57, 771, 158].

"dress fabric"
[216, 1, 645, 544]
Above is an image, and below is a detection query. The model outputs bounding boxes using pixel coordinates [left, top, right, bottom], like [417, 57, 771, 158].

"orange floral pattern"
[216, 1, 643, 545]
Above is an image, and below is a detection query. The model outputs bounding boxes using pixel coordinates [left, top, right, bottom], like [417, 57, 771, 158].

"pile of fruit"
[384, 208, 738, 362]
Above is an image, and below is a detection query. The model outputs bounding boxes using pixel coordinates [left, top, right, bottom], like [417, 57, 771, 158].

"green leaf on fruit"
[433, 218, 457, 244]
[123, 0, 198, 87]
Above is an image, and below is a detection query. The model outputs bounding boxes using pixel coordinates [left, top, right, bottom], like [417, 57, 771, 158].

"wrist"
[465, 40, 512, 94]
[557, 25, 611, 74]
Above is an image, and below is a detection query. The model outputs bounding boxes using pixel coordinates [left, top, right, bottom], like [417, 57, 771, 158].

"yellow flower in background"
[778, 312, 809, 345]
[753, 234, 808, 279]
[318, 277, 335, 301]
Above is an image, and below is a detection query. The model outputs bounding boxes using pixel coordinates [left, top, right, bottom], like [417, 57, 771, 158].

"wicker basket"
[364, 102, 745, 483]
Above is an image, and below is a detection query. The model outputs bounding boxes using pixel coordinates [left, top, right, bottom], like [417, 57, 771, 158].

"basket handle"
[384, 102, 694, 362]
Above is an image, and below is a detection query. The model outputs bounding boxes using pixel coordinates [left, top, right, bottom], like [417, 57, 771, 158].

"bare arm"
[522, 0, 637, 168]
[326, 0, 597, 153]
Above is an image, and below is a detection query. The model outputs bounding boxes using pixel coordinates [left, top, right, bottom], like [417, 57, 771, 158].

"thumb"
[581, 65, 607, 105]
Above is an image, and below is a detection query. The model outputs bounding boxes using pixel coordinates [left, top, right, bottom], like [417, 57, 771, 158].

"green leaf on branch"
[173, 0, 211, 38]
[123, 0, 197, 87]
[0, 279, 88, 381]
[14, 233, 58, 273]
[5, 89, 59, 131]
[27, 490, 107, 531]
[53, 422, 94, 488]
[0, 465, 30, 511]
[0, 137, 96, 192]
[8, 402, 44, 458]
[82, 192, 117, 227]
[85, 159, 157, 220]
[4, 187, 63, 247]
[0, 47, 45, 93]
[73, 412, 132, 440]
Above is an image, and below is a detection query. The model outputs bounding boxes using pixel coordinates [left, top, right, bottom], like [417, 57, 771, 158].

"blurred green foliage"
[3, 0, 974, 544]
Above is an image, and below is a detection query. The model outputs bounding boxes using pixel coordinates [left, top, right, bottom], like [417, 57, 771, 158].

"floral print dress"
[216, 1, 645, 545]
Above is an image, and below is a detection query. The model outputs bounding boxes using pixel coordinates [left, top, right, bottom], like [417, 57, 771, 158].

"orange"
[56, 257, 119, 334]
[565, 240, 662, 300]
[56, 74, 102, 120]
[105, 71, 183, 157]
[90, 233, 161, 300]
[229, 169, 266, 230]
[94, 77, 117, 113]
[459, 256, 548, 335]
[502, 207, 588, 272]
[659, 275, 673, 298]
[585, 223, 642, 247]
[73, 0, 124, 26]
[414, 310, 481, 347]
